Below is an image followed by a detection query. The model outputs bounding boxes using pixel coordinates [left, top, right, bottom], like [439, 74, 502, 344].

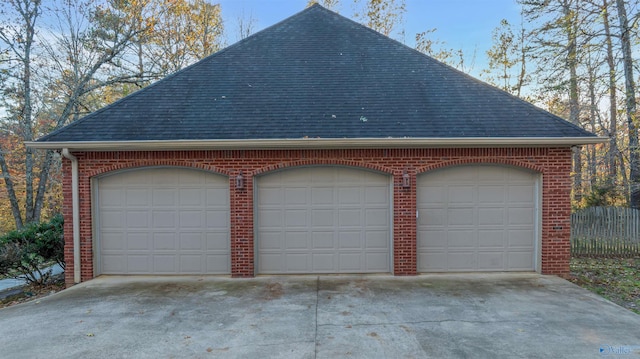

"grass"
[569, 257, 640, 315]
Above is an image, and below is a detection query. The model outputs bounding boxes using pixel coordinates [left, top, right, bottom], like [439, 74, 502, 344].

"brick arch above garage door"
[255, 166, 392, 274]
[417, 164, 540, 272]
[94, 167, 230, 275]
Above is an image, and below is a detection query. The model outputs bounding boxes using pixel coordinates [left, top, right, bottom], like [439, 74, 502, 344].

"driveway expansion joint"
[317, 319, 529, 327]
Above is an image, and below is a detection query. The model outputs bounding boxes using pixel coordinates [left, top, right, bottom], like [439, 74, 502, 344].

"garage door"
[417, 165, 538, 272]
[96, 167, 230, 275]
[257, 167, 391, 274]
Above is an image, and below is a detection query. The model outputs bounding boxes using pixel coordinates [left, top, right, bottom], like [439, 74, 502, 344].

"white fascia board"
[25, 136, 608, 151]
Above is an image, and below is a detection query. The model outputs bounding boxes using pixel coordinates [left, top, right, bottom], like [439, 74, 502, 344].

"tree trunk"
[0, 149, 24, 229]
[602, 0, 618, 184]
[563, 0, 582, 202]
[33, 150, 54, 221]
[588, 59, 598, 186]
[615, 0, 640, 208]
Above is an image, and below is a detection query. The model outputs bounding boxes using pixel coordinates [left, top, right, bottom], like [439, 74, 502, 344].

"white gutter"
[61, 149, 81, 284]
[26, 136, 608, 151]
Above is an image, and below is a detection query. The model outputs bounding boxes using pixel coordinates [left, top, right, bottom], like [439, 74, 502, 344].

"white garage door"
[257, 167, 391, 274]
[96, 168, 230, 275]
[417, 165, 538, 272]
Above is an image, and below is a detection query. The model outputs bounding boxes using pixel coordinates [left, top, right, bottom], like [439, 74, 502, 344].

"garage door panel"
[312, 253, 334, 271]
[478, 231, 505, 247]
[508, 252, 534, 270]
[314, 188, 336, 204]
[152, 189, 176, 206]
[365, 231, 389, 249]
[97, 168, 230, 275]
[420, 230, 446, 247]
[102, 255, 124, 272]
[126, 211, 149, 228]
[285, 209, 307, 226]
[153, 255, 176, 273]
[312, 209, 334, 226]
[478, 208, 505, 225]
[339, 232, 362, 249]
[366, 253, 389, 271]
[286, 253, 309, 272]
[477, 252, 504, 270]
[508, 208, 535, 225]
[179, 255, 204, 272]
[418, 186, 445, 204]
[366, 208, 389, 226]
[258, 187, 282, 205]
[312, 232, 334, 249]
[338, 188, 360, 204]
[364, 187, 387, 204]
[338, 209, 361, 226]
[127, 233, 151, 250]
[258, 209, 282, 228]
[101, 232, 125, 250]
[478, 168, 506, 181]
[129, 255, 151, 273]
[285, 232, 309, 249]
[206, 211, 228, 229]
[284, 187, 307, 204]
[421, 209, 444, 226]
[339, 253, 363, 271]
[508, 229, 535, 247]
[448, 208, 474, 225]
[258, 232, 283, 250]
[206, 233, 230, 250]
[449, 186, 475, 204]
[419, 252, 446, 271]
[312, 170, 336, 183]
[152, 211, 176, 228]
[418, 165, 537, 272]
[448, 230, 476, 247]
[257, 167, 390, 274]
[153, 233, 176, 250]
[179, 210, 205, 228]
[206, 255, 230, 272]
[178, 188, 203, 206]
[258, 253, 282, 272]
[101, 210, 124, 229]
[205, 188, 228, 205]
[508, 185, 535, 202]
[124, 189, 148, 206]
[478, 186, 504, 202]
[101, 189, 125, 206]
[447, 252, 476, 271]
[179, 233, 204, 250]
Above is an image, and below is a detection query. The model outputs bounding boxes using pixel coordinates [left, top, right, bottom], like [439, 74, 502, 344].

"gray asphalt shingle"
[37, 5, 596, 142]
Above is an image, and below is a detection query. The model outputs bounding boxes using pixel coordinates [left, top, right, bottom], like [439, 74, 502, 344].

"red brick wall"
[61, 147, 572, 285]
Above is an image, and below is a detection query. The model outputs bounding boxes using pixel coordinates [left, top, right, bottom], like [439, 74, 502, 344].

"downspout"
[61, 149, 81, 284]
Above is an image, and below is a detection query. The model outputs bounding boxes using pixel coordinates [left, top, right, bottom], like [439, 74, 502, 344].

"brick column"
[230, 170, 255, 277]
[393, 168, 417, 275]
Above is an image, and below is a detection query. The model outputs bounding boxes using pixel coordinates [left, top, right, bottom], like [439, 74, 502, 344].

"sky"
[216, 0, 524, 76]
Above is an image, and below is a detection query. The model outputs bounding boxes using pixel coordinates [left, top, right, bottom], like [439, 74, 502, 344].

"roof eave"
[25, 137, 608, 151]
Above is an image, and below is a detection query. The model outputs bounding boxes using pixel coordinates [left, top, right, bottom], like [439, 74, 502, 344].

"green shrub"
[0, 214, 64, 285]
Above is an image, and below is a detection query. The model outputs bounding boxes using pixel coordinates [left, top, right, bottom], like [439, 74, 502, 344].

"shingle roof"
[36, 4, 596, 143]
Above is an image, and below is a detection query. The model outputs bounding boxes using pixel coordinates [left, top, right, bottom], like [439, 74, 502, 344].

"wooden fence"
[571, 206, 640, 257]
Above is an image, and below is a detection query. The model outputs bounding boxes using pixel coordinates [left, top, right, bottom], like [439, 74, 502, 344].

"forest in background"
[0, 0, 638, 233]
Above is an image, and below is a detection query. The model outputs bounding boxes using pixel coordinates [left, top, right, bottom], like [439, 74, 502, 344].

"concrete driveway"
[0, 274, 639, 359]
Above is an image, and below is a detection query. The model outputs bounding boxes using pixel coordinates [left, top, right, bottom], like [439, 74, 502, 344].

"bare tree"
[614, 0, 639, 208]
[0, 0, 151, 228]
[0, 0, 42, 228]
